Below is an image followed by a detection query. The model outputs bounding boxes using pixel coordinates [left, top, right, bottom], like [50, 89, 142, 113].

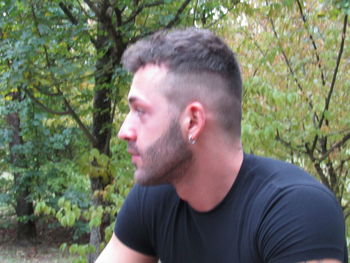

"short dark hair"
[122, 27, 242, 137]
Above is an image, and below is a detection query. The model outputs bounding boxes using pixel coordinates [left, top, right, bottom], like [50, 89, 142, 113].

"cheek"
[137, 129, 159, 148]
[138, 119, 168, 146]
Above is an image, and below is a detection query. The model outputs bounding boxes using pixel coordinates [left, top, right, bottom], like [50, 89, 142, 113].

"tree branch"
[120, 5, 127, 14]
[27, 89, 92, 146]
[275, 129, 306, 153]
[165, 0, 192, 29]
[318, 14, 348, 130]
[344, 208, 350, 220]
[268, 11, 323, 156]
[204, 1, 239, 29]
[123, 1, 164, 25]
[62, 97, 97, 146]
[339, 163, 348, 202]
[34, 86, 61, 97]
[268, 19, 295, 84]
[312, 160, 331, 189]
[30, 2, 52, 68]
[61, 1, 98, 47]
[317, 131, 350, 161]
[296, 0, 326, 86]
[76, 0, 96, 21]
[59, 2, 79, 25]
[311, 14, 348, 155]
[83, 0, 100, 17]
[192, 0, 199, 26]
[269, 13, 322, 129]
[24, 89, 70, 115]
[129, 0, 192, 43]
[303, 141, 331, 190]
[114, 6, 123, 27]
[85, 0, 122, 51]
[103, 95, 119, 154]
[242, 28, 275, 76]
[326, 160, 339, 196]
[30, 1, 97, 147]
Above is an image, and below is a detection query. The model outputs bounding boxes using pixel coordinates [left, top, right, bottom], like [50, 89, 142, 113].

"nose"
[118, 114, 137, 141]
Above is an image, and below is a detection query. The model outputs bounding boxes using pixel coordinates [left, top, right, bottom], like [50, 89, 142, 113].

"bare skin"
[170, 100, 243, 212]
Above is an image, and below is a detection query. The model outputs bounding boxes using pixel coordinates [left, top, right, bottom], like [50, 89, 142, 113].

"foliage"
[3, 0, 348, 260]
[220, 0, 349, 222]
[2, 0, 240, 261]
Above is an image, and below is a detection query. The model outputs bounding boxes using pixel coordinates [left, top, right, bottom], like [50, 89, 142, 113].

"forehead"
[128, 64, 169, 101]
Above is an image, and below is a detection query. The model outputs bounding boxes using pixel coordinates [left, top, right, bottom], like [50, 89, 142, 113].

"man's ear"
[180, 102, 206, 143]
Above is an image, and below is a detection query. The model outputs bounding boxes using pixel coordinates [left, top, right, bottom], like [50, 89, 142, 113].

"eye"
[135, 107, 145, 116]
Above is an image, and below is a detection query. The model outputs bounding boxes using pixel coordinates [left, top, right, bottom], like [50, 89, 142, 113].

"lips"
[128, 147, 140, 155]
[131, 155, 141, 163]
[128, 146, 140, 165]
[127, 143, 139, 154]
[128, 150, 139, 155]
[130, 152, 141, 166]
[127, 143, 141, 164]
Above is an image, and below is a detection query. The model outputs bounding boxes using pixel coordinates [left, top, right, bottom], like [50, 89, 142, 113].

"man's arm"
[95, 233, 157, 263]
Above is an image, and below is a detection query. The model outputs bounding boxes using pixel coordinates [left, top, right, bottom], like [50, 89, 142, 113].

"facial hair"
[131, 119, 193, 186]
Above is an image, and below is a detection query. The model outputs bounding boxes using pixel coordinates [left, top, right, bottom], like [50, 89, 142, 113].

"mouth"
[127, 143, 141, 164]
[131, 155, 141, 163]
[128, 149, 141, 164]
[128, 149, 140, 156]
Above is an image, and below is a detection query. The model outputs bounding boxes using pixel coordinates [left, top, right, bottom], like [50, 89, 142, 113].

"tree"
[4, 90, 37, 243]
[221, 0, 349, 218]
[1, 0, 238, 261]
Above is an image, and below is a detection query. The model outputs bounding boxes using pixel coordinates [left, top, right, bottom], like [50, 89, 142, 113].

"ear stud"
[189, 136, 196, 145]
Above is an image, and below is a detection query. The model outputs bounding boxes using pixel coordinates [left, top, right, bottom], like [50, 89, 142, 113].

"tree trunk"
[14, 185, 37, 244]
[6, 92, 37, 245]
[88, 32, 118, 262]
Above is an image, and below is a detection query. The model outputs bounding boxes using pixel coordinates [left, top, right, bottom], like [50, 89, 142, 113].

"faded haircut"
[121, 27, 243, 138]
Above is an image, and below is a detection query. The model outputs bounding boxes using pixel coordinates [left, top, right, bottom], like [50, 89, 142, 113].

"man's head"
[118, 28, 242, 185]
[122, 27, 242, 137]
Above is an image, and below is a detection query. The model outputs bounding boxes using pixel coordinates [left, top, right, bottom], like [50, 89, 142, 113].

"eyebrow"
[128, 96, 137, 105]
[128, 96, 149, 107]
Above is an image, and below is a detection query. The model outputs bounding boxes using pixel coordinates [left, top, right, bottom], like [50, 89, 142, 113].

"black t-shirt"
[115, 154, 347, 263]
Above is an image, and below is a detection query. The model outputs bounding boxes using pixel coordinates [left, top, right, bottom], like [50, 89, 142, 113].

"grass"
[0, 204, 84, 263]
[0, 244, 76, 263]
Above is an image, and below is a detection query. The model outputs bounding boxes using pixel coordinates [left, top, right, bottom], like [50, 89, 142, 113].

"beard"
[130, 118, 194, 186]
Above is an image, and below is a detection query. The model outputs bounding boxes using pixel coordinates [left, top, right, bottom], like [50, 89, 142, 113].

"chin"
[134, 170, 150, 185]
[134, 170, 166, 186]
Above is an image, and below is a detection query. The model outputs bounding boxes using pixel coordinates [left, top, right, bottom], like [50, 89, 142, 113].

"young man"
[96, 28, 347, 263]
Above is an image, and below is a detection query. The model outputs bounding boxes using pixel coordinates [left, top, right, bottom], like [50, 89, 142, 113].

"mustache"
[128, 142, 140, 155]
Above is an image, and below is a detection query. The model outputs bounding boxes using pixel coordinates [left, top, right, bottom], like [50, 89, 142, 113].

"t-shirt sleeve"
[257, 185, 347, 263]
[114, 184, 156, 256]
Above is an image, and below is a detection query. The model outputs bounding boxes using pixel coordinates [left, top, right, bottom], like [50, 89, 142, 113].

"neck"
[172, 141, 244, 212]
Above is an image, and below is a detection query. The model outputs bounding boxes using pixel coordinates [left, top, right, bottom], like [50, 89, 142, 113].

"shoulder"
[243, 155, 346, 262]
[243, 154, 330, 192]
[117, 183, 177, 222]
[243, 154, 341, 221]
[256, 184, 346, 262]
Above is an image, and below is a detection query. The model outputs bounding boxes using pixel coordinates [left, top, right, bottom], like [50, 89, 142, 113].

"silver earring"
[189, 136, 196, 145]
